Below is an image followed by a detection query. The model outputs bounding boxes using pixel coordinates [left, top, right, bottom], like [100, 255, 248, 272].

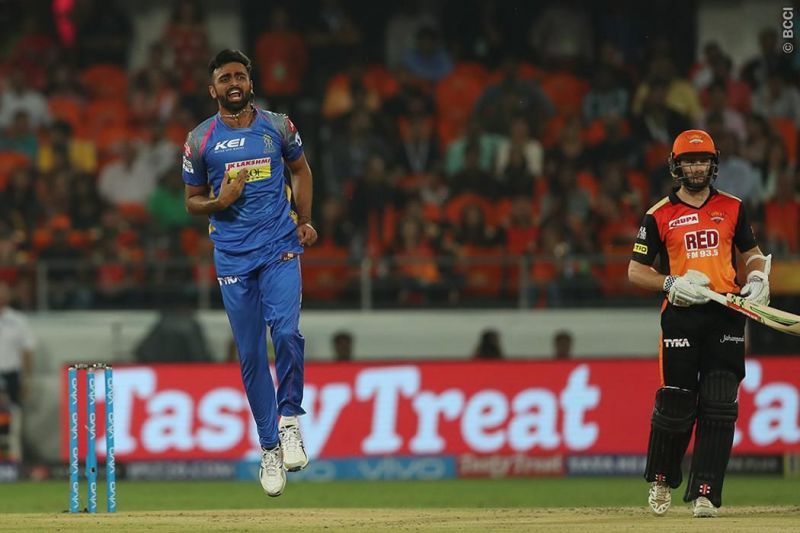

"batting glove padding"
[667, 270, 711, 307]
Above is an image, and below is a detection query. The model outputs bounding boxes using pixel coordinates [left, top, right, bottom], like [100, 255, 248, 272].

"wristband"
[662, 275, 677, 293]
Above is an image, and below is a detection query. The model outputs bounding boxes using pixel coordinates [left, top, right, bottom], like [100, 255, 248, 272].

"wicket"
[68, 363, 115, 513]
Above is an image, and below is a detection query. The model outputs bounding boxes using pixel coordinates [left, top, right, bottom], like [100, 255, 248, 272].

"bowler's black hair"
[208, 49, 252, 78]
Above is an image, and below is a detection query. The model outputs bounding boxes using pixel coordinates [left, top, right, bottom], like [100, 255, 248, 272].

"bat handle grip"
[698, 286, 729, 306]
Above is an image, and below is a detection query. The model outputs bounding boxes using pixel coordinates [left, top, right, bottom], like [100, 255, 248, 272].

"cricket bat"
[700, 287, 800, 336]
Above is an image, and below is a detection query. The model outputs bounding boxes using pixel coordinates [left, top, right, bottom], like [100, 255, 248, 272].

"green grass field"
[0, 477, 797, 531]
[2, 477, 799, 512]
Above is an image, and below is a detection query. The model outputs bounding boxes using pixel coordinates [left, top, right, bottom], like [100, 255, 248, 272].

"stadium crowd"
[0, 0, 798, 310]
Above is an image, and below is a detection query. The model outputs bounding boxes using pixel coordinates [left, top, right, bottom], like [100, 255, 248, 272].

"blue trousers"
[219, 255, 306, 449]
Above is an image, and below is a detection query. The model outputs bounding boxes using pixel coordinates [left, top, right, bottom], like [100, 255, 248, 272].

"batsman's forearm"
[186, 195, 226, 215]
[628, 261, 667, 292]
[292, 168, 313, 223]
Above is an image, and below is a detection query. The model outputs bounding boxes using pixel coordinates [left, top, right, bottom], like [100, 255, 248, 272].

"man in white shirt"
[98, 139, 159, 207]
[0, 72, 51, 130]
[0, 282, 35, 407]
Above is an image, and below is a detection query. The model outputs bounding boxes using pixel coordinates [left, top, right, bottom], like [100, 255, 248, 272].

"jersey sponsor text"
[668, 213, 699, 229]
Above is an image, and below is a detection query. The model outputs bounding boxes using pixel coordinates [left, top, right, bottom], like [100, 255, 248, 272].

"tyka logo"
[217, 276, 240, 286]
[214, 138, 246, 151]
[664, 338, 691, 348]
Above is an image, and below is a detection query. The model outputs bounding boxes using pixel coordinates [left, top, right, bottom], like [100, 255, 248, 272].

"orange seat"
[363, 64, 399, 100]
[627, 170, 650, 206]
[597, 244, 648, 297]
[165, 121, 189, 146]
[770, 117, 798, 166]
[32, 228, 53, 251]
[48, 97, 84, 135]
[505, 256, 557, 302]
[381, 205, 399, 251]
[0, 265, 19, 284]
[540, 114, 567, 149]
[644, 142, 670, 171]
[301, 241, 353, 301]
[81, 65, 128, 100]
[576, 171, 599, 200]
[435, 62, 489, 146]
[67, 230, 91, 249]
[582, 119, 607, 146]
[539, 72, 589, 116]
[117, 203, 149, 222]
[505, 226, 539, 255]
[444, 193, 496, 227]
[764, 199, 800, 253]
[93, 125, 132, 155]
[422, 202, 442, 223]
[458, 245, 506, 298]
[85, 99, 129, 132]
[180, 227, 201, 256]
[0, 152, 30, 190]
[96, 263, 127, 286]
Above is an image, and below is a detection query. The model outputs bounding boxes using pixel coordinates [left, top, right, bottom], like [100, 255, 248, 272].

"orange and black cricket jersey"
[631, 187, 758, 294]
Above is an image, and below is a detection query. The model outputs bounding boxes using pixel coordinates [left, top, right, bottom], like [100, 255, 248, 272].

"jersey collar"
[669, 186, 718, 209]
[216, 105, 260, 131]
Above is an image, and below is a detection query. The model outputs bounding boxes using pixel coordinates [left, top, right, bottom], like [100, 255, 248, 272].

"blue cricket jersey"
[182, 107, 304, 274]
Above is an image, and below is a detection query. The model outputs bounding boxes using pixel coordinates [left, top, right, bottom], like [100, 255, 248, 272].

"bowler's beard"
[217, 88, 253, 113]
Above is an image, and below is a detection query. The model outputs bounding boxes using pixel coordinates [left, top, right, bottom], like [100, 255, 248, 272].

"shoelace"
[281, 425, 305, 454]
[262, 448, 282, 473]
[652, 483, 669, 499]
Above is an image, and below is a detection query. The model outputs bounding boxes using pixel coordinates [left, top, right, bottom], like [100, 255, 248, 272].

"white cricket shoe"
[259, 446, 286, 497]
[648, 481, 671, 516]
[279, 416, 309, 472]
[692, 496, 717, 518]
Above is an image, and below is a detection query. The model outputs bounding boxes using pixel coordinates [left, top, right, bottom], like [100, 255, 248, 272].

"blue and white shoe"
[279, 416, 309, 472]
[259, 446, 286, 497]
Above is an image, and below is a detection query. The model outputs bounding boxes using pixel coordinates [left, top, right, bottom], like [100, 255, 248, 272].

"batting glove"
[741, 254, 771, 306]
[665, 270, 711, 307]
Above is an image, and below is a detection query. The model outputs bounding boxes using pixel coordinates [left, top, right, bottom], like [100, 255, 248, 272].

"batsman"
[627, 130, 771, 518]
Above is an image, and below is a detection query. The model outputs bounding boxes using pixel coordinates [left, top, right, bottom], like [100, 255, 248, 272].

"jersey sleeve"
[733, 202, 758, 252]
[631, 213, 661, 265]
[279, 115, 304, 162]
[182, 131, 207, 187]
